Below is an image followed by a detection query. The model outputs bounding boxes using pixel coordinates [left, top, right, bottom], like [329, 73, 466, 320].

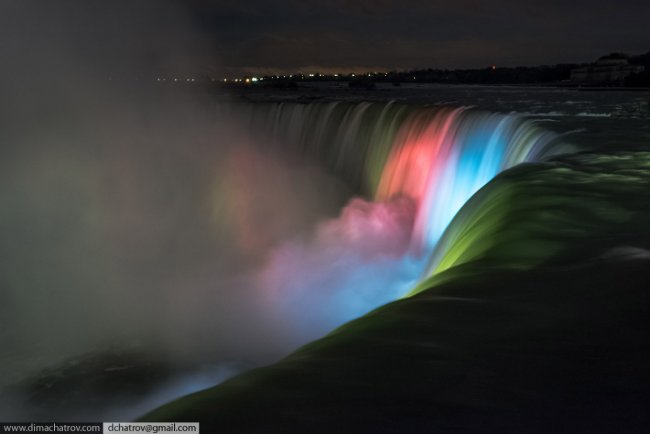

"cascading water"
[229, 101, 565, 335]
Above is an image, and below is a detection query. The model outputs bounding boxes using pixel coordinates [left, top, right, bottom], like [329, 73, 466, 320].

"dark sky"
[195, 0, 650, 74]
[2, 0, 649, 77]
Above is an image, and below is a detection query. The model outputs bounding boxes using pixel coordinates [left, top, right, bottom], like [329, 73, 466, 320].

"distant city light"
[251, 77, 259, 82]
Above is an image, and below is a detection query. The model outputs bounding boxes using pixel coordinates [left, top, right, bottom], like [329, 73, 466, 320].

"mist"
[0, 1, 362, 417]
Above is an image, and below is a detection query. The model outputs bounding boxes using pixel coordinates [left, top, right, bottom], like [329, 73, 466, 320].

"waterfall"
[233, 102, 562, 272]
[226, 101, 567, 333]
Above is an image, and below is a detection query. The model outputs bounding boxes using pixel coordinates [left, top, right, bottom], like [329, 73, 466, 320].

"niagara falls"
[2, 1, 650, 433]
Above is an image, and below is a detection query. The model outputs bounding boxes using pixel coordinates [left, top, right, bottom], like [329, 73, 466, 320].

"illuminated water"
[3, 87, 648, 419]
[228, 102, 566, 334]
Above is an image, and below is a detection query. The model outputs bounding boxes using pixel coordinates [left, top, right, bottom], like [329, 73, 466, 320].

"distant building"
[570, 53, 645, 85]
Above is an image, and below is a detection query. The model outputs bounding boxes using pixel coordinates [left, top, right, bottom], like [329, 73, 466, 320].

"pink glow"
[255, 195, 419, 333]
[376, 108, 463, 250]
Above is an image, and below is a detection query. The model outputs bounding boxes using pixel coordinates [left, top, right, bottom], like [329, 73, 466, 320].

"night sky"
[2, 0, 649, 78]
